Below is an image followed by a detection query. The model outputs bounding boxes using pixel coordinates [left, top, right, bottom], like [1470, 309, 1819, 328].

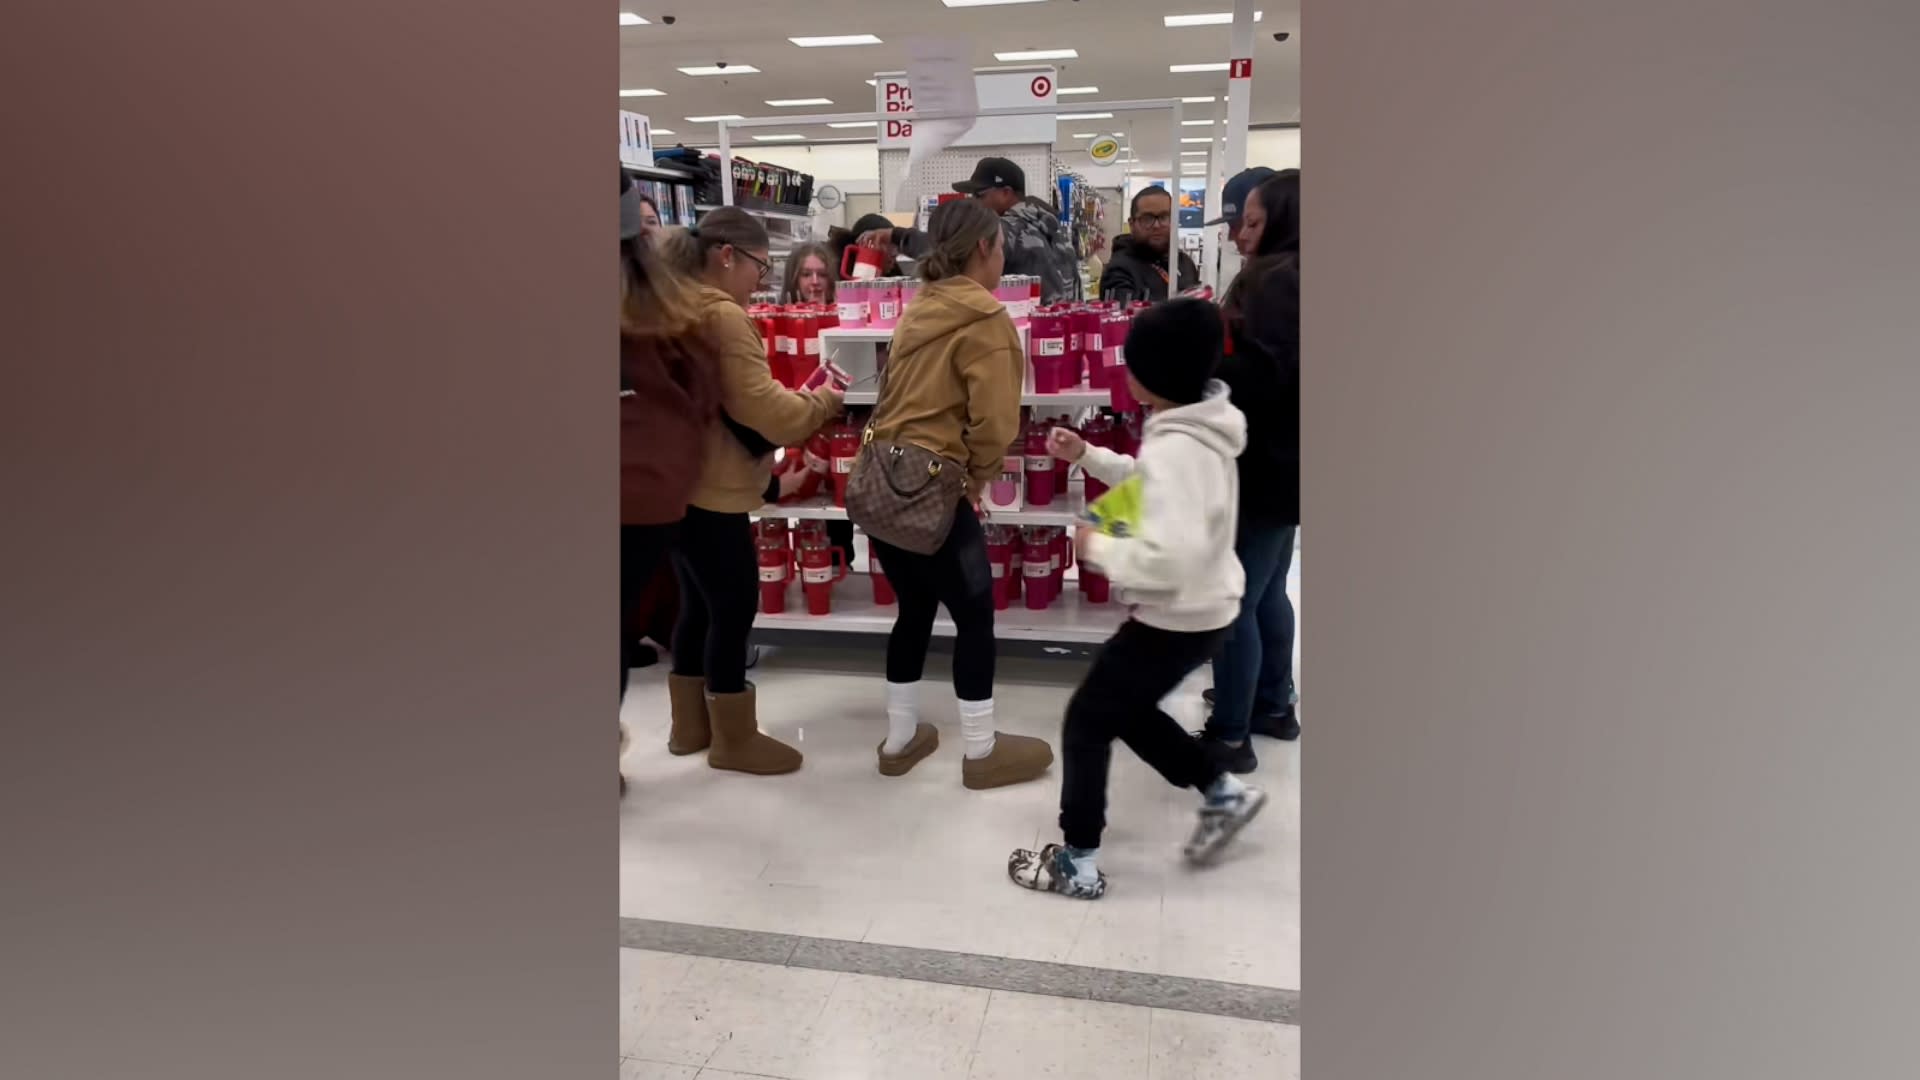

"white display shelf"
[752, 492, 1087, 527]
[621, 162, 698, 183]
[818, 327, 895, 343]
[697, 203, 813, 223]
[837, 387, 1111, 408]
[755, 587, 1123, 644]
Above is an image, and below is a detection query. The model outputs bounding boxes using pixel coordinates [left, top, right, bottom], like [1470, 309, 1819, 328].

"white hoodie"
[1079, 380, 1248, 633]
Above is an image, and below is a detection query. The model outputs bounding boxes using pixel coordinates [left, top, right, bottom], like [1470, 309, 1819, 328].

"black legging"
[620, 522, 679, 700]
[669, 506, 758, 694]
[868, 502, 994, 701]
[1060, 620, 1228, 850]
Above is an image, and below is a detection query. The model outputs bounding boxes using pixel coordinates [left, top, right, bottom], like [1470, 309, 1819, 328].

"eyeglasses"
[1134, 211, 1172, 227]
[737, 249, 773, 282]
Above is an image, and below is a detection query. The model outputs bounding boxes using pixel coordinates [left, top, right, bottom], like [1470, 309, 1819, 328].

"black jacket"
[1217, 177, 1300, 528]
[1099, 235, 1200, 304]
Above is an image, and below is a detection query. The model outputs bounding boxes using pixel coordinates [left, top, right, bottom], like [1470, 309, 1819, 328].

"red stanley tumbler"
[985, 525, 1014, 611]
[797, 536, 848, 616]
[1023, 423, 1056, 507]
[829, 422, 860, 507]
[757, 536, 793, 614]
[1022, 527, 1053, 610]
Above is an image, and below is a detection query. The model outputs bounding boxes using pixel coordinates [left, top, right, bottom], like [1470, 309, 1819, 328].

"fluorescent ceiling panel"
[790, 35, 884, 47]
[996, 48, 1078, 61]
[1164, 11, 1263, 27]
[679, 65, 760, 76]
[1169, 62, 1231, 73]
[766, 98, 835, 106]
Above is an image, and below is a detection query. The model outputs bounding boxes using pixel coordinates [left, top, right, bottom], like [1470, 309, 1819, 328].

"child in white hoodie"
[1008, 299, 1268, 900]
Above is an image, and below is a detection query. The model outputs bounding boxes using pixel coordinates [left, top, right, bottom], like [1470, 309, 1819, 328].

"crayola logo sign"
[1088, 137, 1120, 165]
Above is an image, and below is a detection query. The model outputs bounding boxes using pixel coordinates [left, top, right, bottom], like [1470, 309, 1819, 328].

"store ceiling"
[618, 0, 1298, 172]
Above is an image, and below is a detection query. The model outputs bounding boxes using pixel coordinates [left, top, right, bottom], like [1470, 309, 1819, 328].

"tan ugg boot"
[877, 722, 940, 776]
[667, 673, 712, 755]
[705, 684, 803, 775]
[962, 732, 1054, 790]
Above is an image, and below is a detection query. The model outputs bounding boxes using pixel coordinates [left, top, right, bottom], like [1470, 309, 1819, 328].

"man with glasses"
[1099, 186, 1200, 304]
[862, 157, 1082, 303]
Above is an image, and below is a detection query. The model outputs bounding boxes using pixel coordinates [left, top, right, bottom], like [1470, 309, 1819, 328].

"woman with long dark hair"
[1203, 170, 1302, 771]
[859, 198, 1053, 789]
[656, 209, 843, 775]
[620, 171, 719, 788]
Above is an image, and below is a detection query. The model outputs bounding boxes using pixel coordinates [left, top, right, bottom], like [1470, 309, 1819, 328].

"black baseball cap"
[953, 157, 1025, 196]
[1205, 166, 1277, 227]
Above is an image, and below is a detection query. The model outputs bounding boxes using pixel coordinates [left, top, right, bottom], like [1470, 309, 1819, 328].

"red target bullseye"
[1030, 75, 1052, 98]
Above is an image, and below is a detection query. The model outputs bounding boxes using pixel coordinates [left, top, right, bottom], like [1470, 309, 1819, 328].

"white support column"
[1202, 96, 1226, 292]
[1219, 0, 1257, 289]
[717, 122, 734, 206]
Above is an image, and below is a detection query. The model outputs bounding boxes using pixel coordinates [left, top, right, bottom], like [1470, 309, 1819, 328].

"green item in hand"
[1084, 475, 1145, 539]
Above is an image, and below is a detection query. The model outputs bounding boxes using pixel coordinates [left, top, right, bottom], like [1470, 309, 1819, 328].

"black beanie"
[1123, 298, 1223, 406]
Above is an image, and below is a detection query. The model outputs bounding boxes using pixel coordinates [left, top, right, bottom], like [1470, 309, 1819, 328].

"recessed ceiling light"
[686, 114, 746, 122]
[942, 0, 1049, 6]
[1164, 11, 1263, 27]
[766, 98, 835, 107]
[828, 121, 878, 129]
[1182, 119, 1216, 126]
[1180, 151, 1210, 157]
[1181, 95, 1217, 104]
[1057, 86, 1099, 96]
[865, 79, 878, 86]
[1056, 111, 1112, 120]
[619, 13, 649, 25]
[1071, 132, 1099, 138]
[652, 129, 676, 136]
[679, 65, 760, 76]
[790, 34, 884, 47]
[995, 48, 1078, 61]
[1180, 136, 1215, 143]
[1169, 62, 1231, 73]
[753, 134, 806, 141]
[619, 88, 666, 97]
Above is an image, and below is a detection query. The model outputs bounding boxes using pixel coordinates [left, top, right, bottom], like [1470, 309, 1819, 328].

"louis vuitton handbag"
[844, 369, 967, 555]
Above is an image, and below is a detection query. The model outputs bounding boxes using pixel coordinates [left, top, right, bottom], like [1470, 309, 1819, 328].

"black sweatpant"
[1059, 619, 1228, 851]
[669, 506, 758, 695]
[620, 522, 679, 701]
[868, 502, 994, 701]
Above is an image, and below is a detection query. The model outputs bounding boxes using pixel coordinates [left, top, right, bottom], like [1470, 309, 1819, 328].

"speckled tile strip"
[619, 917, 1298, 1025]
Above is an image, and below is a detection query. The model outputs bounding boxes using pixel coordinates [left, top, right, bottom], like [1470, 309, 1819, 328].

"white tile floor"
[618, 549, 1300, 1075]
[620, 950, 1302, 1080]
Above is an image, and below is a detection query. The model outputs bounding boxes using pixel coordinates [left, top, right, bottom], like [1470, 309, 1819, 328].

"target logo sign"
[1030, 74, 1053, 98]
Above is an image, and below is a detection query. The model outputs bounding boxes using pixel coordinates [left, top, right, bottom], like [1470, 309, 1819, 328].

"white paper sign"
[894, 38, 978, 209]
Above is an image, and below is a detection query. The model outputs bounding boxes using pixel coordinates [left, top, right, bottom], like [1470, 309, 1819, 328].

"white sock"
[1064, 845, 1100, 885]
[1206, 772, 1247, 805]
[959, 697, 996, 759]
[882, 681, 919, 755]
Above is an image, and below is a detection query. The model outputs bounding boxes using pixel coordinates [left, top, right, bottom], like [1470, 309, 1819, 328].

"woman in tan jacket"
[864, 198, 1053, 790]
[659, 209, 842, 775]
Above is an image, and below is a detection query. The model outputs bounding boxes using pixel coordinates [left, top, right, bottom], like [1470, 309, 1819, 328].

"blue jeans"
[1207, 524, 1297, 742]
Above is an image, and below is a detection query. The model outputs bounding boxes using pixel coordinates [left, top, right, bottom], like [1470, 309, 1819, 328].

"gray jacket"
[894, 197, 1082, 304]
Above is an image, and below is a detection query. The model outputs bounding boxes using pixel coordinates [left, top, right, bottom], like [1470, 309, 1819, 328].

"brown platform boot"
[961, 732, 1054, 790]
[666, 673, 712, 755]
[704, 684, 803, 775]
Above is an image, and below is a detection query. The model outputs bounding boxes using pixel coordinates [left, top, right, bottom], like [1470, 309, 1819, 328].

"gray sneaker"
[1183, 786, 1269, 865]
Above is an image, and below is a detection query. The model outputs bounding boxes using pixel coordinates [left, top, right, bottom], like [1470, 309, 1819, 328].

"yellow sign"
[1088, 137, 1120, 165]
